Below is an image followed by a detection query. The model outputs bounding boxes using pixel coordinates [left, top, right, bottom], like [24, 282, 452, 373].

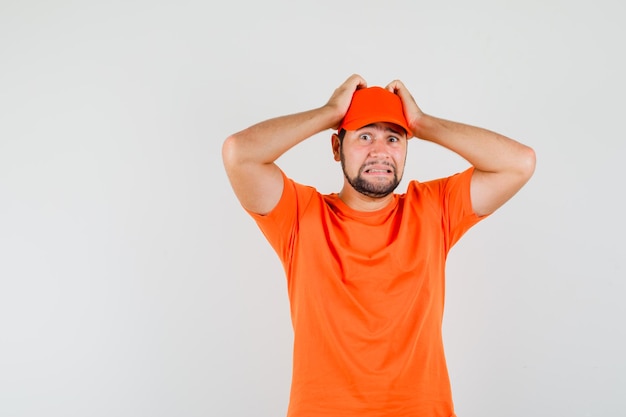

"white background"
[1, 1, 625, 416]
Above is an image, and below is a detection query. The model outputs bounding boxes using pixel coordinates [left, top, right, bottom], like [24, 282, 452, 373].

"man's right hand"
[325, 74, 368, 130]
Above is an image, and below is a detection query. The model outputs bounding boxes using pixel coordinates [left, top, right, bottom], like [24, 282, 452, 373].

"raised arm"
[387, 80, 536, 217]
[222, 75, 367, 215]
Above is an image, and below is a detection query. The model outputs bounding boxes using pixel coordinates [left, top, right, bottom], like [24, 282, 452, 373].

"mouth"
[364, 169, 393, 175]
[363, 163, 394, 175]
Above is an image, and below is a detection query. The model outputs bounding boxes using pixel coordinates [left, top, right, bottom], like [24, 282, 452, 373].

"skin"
[332, 122, 408, 211]
[222, 74, 536, 217]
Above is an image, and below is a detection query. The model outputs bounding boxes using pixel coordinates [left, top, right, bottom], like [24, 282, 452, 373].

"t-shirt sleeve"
[437, 167, 488, 250]
[245, 170, 315, 263]
[422, 167, 487, 250]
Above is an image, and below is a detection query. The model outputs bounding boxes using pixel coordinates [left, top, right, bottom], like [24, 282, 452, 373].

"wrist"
[319, 103, 346, 131]
[409, 113, 434, 140]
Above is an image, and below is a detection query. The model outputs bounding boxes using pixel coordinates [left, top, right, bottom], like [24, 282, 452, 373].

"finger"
[385, 79, 404, 94]
[351, 74, 368, 91]
[345, 73, 367, 88]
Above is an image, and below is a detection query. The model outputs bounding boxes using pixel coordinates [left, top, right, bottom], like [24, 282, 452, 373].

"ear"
[331, 134, 341, 161]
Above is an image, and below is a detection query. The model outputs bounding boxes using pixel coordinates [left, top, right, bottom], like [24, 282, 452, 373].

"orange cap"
[337, 86, 411, 136]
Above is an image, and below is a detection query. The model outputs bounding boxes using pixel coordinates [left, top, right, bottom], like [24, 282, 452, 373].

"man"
[222, 74, 535, 417]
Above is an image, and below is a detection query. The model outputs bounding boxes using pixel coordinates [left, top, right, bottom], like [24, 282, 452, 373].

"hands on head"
[326, 74, 424, 139]
[224, 73, 535, 217]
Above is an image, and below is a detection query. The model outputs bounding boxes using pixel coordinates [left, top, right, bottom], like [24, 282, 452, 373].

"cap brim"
[340, 117, 412, 137]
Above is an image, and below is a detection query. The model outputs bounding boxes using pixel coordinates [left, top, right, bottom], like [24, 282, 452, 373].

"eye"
[388, 136, 399, 143]
[359, 133, 372, 141]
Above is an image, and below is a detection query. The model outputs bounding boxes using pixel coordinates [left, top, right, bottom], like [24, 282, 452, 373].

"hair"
[337, 129, 346, 144]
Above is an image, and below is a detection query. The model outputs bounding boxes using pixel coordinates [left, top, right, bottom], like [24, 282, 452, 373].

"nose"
[368, 138, 389, 158]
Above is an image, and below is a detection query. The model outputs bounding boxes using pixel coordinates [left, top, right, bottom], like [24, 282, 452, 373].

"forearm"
[411, 114, 535, 176]
[224, 105, 338, 167]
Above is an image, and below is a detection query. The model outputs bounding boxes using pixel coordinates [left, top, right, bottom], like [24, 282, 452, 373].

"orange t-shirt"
[248, 167, 484, 417]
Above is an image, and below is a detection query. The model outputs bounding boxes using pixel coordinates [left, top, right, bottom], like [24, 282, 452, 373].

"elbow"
[222, 134, 242, 172]
[520, 145, 537, 182]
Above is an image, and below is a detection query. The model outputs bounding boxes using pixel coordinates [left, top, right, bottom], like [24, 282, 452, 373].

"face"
[333, 122, 408, 198]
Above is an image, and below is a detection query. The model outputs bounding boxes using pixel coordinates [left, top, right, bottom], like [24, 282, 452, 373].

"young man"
[222, 74, 535, 417]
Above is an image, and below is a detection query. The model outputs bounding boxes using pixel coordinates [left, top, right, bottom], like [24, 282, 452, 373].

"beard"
[340, 149, 402, 198]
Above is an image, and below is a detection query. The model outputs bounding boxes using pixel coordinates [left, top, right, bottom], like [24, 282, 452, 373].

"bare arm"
[222, 75, 367, 215]
[387, 80, 536, 217]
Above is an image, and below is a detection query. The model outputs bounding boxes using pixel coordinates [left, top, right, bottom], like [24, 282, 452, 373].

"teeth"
[364, 165, 393, 174]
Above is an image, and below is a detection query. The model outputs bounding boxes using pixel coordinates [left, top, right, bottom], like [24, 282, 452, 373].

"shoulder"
[249, 172, 321, 220]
